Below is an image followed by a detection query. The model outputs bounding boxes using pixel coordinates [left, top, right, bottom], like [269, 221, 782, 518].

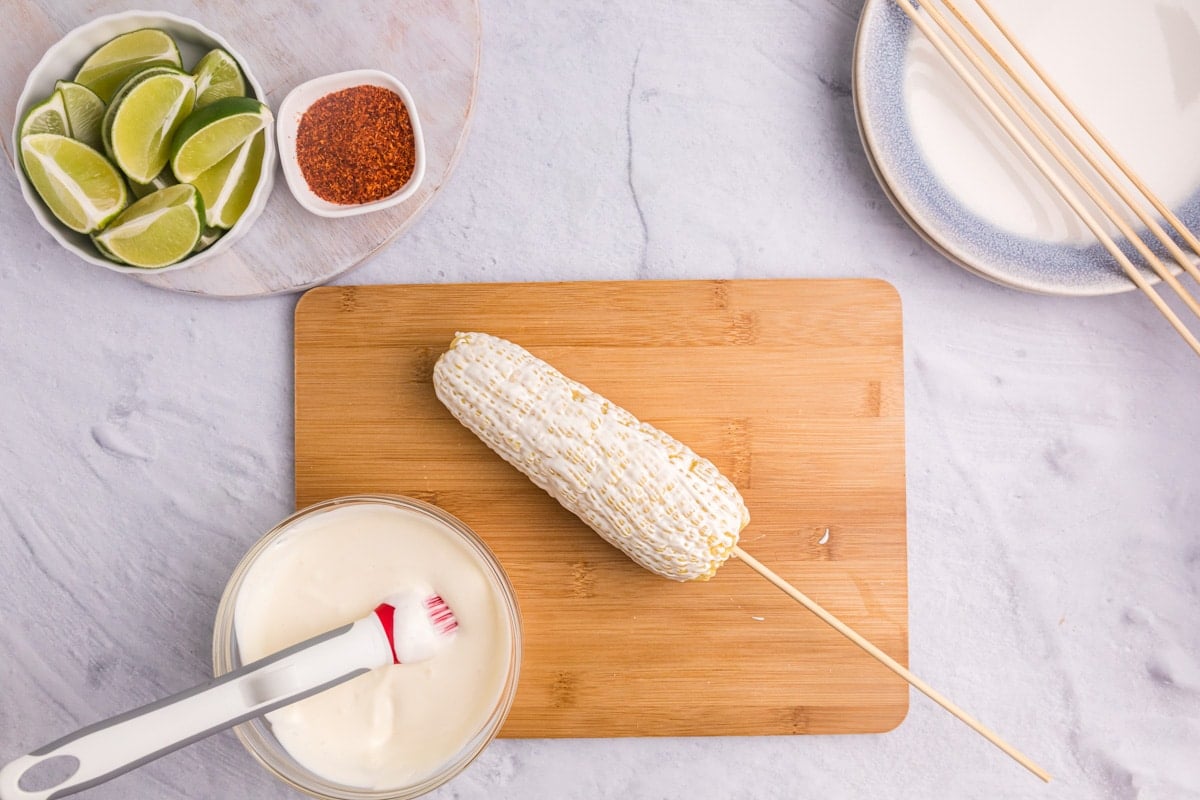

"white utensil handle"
[0, 617, 391, 800]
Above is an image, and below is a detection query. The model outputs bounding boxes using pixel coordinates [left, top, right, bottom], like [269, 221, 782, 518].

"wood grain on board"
[294, 279, 908, 737]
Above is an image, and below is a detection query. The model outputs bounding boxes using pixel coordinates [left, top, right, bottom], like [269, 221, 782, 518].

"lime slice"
[74, 29, 182, 103]
[193, 226, 224, 253]
[100, 65, 181, 172]
[55, 80, 106, 150]
[92, 184, 204, 268]
[103, 64, 187, 124]
[102, 67, 196, 184]
[19, 91, 71, 139]
[170, 96, 269, 182]
[192, 49, 246, 109]
[20, 133, 129, 233]
[189, 129, 265, 228]
[128, 170, 178, 199]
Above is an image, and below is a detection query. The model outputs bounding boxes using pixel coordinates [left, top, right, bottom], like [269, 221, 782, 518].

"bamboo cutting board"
[294, 279, 908, 737]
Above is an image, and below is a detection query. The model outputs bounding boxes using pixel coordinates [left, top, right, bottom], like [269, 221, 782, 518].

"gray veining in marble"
[1, 1, 1198, 798]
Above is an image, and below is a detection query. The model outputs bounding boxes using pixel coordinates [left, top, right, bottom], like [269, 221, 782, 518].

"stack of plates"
[852, 0, 1200, 297]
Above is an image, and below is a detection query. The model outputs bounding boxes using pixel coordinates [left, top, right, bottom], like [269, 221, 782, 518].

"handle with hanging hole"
[0, 618, 390, 800]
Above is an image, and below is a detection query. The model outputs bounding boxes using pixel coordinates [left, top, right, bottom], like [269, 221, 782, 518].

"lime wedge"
[170, 96, 269, 182]
[92, 184, 204, 268]
[102, 67, 196, 184]
[128, 170, 178, 199]
[193, 226, 224, 253]
[19, 91, 71, 139]
[74, 29, 182, 102]
[20, 133, 129, 233]
[190, 129, 265, 229]
[192, 49, 246, 109]
[55, 80, 106, 150]
[102, 64, 187, 130]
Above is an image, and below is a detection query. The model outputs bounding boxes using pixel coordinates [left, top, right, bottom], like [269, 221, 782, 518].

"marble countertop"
[1, 1, 1197, 798]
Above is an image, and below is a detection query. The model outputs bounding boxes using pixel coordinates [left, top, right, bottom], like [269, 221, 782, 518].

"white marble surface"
[1, 1, 1198, 798]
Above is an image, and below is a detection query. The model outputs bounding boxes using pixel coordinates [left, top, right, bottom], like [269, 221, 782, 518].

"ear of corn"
[432, 331, 750, 582]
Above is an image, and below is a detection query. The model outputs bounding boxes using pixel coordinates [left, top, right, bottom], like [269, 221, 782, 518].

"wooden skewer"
[966, 0, 1200, 284]
[892, 0, 1200, 357]
[733, 547, 1051, 782]
[921, 0, 1200, 319]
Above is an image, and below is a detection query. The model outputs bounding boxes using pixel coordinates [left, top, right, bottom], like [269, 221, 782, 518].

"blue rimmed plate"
[852, 0, 1200, 296]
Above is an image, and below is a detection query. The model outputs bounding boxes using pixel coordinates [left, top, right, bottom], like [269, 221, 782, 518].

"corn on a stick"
[432, 331, 1049, 782]
[433, 331, 748, 581]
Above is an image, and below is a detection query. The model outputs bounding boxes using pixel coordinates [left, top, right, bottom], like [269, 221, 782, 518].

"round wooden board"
[1, 1, 480, 297]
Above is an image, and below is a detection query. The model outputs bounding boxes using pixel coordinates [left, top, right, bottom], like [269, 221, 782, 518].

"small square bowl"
[276, 69, 425, 218]
[11, 10, 276, 274]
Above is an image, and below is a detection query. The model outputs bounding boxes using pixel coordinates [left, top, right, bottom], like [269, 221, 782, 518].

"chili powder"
[295, 85, 416, 205]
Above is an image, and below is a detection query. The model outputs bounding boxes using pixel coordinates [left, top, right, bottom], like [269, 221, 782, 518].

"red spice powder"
[295, 85, 416, 205]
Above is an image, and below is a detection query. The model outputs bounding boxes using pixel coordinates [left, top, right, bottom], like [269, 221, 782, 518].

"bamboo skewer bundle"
[894, 0, 1200, 356]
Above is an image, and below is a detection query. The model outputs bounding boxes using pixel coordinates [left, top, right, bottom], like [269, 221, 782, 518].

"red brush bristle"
[425, 594, 459, 635]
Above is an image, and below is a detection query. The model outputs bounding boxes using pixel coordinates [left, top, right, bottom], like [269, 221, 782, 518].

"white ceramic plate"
[276, 69, 425, 218]
[853, 0, 1200, 296]
[10, 9, 276, 275]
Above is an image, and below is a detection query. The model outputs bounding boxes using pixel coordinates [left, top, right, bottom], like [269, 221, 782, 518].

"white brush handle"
[0, 616, 392, 800]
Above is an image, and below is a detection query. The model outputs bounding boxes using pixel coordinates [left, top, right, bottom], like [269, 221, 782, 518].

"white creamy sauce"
[233, 504, 511, 790]
[904, 0, 1200, 245]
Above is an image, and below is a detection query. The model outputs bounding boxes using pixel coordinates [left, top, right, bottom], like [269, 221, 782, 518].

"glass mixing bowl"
[212, 495, 522, 800]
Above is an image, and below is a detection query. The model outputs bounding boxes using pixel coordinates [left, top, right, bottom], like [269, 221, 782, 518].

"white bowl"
[10, 10, 276, 275]
[276, 69, 425, 218]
